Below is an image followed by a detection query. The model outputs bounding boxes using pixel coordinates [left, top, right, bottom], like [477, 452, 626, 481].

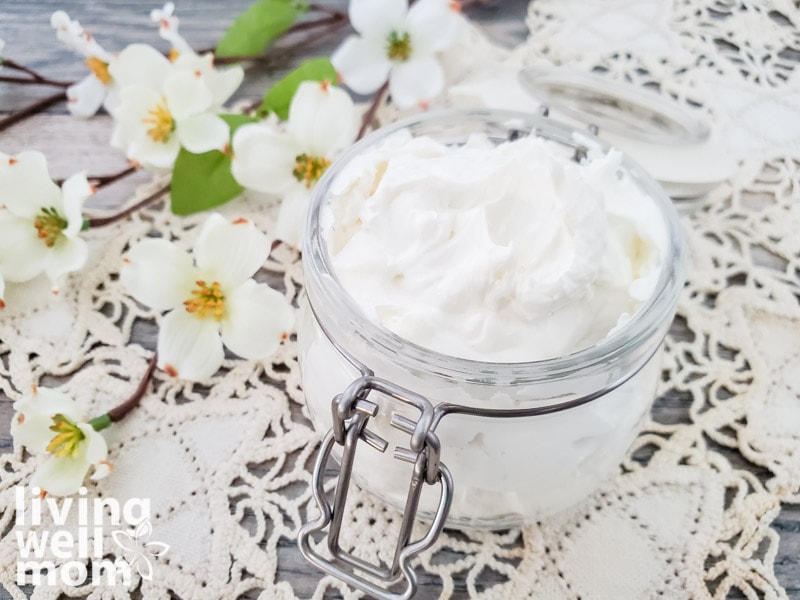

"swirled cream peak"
[324, 130, 667, 362]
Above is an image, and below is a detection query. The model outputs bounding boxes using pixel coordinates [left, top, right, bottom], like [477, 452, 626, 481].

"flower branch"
[357, 81, 389, 140]
[90, 353, 159, 429]
[0, 74, 71, 88]
[2, 58, 73, 87]
[85, 183, 170, 229]
[212, 13, 348, 66]
[0, 90, 67, 134]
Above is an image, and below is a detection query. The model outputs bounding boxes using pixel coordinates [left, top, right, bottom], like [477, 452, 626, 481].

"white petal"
[45, 237, 88, 284]
[331, 36, 392, 95]
[31, 455, 91, 497]
[66, 75, 108, 118]
[11, 410, 54, 454]
[12, 389, 82, 454]
[0, 150, 61, 218]
[274, 189, 310, 249]
[78, 424, 108, 465]
[126, 134, 181, 172]
[389, 55, 445, 108]
[406, 0, 464, 53]
[287, 82, 356, 156]
[221, 280, 294, 359]
[231, 124, 298, 194]
[0, 212, 49, 282]
[193, 213, 270, 287]
[176, 113, 229, 154]
[349, 0, 407, 37]
[108, 43, 171, 91]
[60, 172, 92, 238]
[121, 238, 196, 310]
[164, 69, 214, 119]
[206, 64, 244, 107]
[157, 309, 225, 381]
[0, 272, 5, 305]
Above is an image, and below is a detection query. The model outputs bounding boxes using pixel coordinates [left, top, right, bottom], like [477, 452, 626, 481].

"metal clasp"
[298, 376, 453, 600]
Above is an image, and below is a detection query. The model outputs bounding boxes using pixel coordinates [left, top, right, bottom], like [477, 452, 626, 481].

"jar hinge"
[297, 375, 453, 600]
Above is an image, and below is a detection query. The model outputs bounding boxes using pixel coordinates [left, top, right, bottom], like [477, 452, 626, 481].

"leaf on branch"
[170, 114, 257, 216]
[216, 0, 309, 57]
[259, 57, 338, 119]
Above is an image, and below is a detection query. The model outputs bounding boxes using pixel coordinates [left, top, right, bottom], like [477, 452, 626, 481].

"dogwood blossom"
[0, 151, 93, 293]
[331, 0, 464, 108]
[121, 213, 294, 381]
[231, 81, 355, 247]
[109, 44, 243, 171]
[11, 386, 110, 496]
[151, 2, 193, 58]
[51, 10, 121, 118]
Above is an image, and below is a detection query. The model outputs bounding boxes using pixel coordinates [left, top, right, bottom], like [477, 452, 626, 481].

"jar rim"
[303, 108, 685, 385]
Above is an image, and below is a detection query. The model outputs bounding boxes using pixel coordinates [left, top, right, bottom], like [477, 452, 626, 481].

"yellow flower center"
[386, 31, 412, 61]
[33, 207, 68, 248]
[85, 56, 112, 85]
[169, 48, 181, 62]
[142, 100, 175, 143]
[46, 414, 85, 459]
[292, 154, 331, 189]
[183, 280, 225, 320]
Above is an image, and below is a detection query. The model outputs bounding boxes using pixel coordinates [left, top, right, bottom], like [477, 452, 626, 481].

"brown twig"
[92, 165, 139, 189]
[57, 164, 140, 189]
[108, 354, 158, 422]
[0, 75, 71, 88]
[3, 59, 74, 87]
[356, 82, 389, 140]
[307, 3, 347, 18]
[86, 183, 170, 228]
[213, 13, 347, 65]
[0, 90, 67, 134]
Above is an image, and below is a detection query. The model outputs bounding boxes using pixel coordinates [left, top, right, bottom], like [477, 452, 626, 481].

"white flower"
[331, 0, 464, 108]
[120, 213, 295, 381]
[11, 386, 111, 497]
[0, 151, 92, 293]
[231, 81, 355, 247]
[109, 46, 243, 170]
[151, 2, 193, 58]
[51, 10, 120, 118]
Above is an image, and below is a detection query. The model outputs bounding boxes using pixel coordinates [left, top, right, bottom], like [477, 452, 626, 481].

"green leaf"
[216, 0, 308, 58]
[170, 114, 257, 216]
[259, 57, 338, 120]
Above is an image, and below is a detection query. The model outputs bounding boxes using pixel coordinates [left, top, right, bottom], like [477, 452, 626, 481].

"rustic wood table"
[0, 1, 798, 598]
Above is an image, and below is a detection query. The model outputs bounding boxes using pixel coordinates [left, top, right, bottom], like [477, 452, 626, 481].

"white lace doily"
[2, 1, 800, 598]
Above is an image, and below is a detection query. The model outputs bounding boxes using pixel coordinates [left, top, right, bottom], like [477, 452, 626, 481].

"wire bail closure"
[298, 375, 454, 600]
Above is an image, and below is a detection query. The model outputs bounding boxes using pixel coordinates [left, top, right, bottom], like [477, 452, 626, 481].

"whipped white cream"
[324, 130, 667, 362]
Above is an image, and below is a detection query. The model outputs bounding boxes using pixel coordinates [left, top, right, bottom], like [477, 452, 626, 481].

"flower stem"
[89, 354, 158, 430]
[0, 75, 71, 88]
[212, 13, 347, 65]
[0, 90, 67, 134]
[3, 59, 73, 87]
[356, 81, 389, 141]
[85, 183, 170, 228]
[57, 164, 140, 190]
[91, 165, 139, 189]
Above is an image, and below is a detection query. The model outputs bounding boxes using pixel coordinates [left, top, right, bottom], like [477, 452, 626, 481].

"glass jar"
[297, 109, 684, 597]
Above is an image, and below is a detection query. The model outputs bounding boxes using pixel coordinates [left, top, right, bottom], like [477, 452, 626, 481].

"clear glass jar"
[298, 109, 685, 531]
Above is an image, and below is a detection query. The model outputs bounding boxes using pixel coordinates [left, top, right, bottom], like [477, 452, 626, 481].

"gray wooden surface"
[0, 1, 798, 599]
